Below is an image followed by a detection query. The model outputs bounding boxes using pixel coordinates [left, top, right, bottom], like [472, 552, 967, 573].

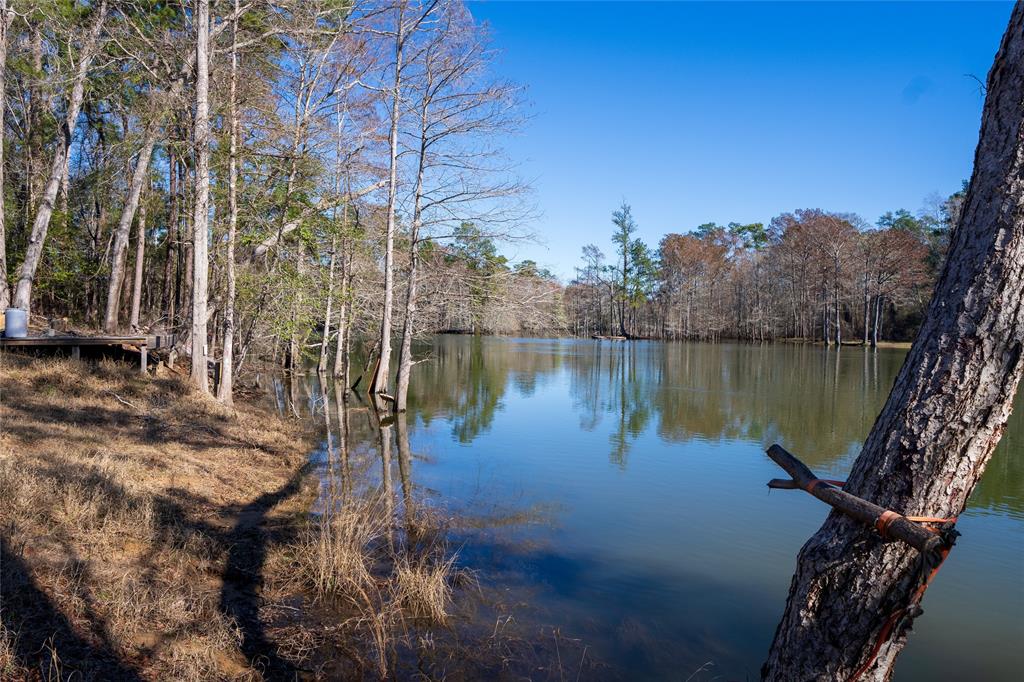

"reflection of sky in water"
[306, 337, 1023, 680]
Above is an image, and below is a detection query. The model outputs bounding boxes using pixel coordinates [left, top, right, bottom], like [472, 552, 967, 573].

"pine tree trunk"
[12, 1, 109, 313]
[763, 8, 1024, 678]
[190, 0, 211, 393]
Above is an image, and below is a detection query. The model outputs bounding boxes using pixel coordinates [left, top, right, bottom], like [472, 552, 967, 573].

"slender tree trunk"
[369, 4, 404, 399]
[863, 289, 870, 344]
[872, 294, 881, 348]
[834, 280, 842, 346]
[327, 101, 345, 377]
[0, 2, 14, 311]
[12, 1, 109, 313]
[104, 124, 159, 331]
[333, 236, 350, 380]
[319, 239, 337, 374]
[764, 9, 1024, 678]
[129, 194, 147, 330]
[162, 152, 179, 323]
[395, 96, 429, 413]
[191, 0, 211, 393]
[218, 2, 239, 405]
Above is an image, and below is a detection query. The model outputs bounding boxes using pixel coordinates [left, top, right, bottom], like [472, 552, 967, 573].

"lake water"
[279, 336, 1024, 680]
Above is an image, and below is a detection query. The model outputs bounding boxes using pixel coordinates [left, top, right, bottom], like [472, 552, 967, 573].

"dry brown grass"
[0, 354, 313, 680]
[0, 354, 568, 680]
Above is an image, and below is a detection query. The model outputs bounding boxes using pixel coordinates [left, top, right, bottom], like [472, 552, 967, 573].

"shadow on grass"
[219, 463, 312, 678]
[1, 538, 144, 681]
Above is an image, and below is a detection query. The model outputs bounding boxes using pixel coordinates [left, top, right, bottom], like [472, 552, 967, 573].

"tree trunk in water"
[872, 294, 881, 348]
[333, 243, 350, 381]
[395, 247, 419, 412]
[863, 293, 870, 345]
[190, 0, 211, 393]
[369, 5, 404, 399]
[834, 282, 842, 346]
[763, 9, 1024, 679]
[12, 1, 108, 313]
[395, 95, 429, 414]
[218, 3, 239, 406]
[319, 239, 337, 375]
[104, 125, 159, 331]
[129, 197, 147, 330]
[0, 2, 13, 311]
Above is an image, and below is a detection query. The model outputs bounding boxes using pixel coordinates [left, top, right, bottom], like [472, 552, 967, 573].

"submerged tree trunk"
[763, 8, 1024, 679]
[395, 92, 429, 413]
[12, 1, 109, 313]
[333, 237, 350, 382]
[319, 239, 337, 374]
[191, 0, 211, 393]
[369, 5, 404, 399]
[871, 294, 881, 348]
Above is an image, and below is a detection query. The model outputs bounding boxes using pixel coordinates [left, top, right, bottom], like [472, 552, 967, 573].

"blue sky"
[464, 1, 1013, 279]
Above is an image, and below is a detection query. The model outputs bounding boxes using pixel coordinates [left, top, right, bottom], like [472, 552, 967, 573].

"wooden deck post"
[140, 345, 148, 374]
[71, 345, 80, 361]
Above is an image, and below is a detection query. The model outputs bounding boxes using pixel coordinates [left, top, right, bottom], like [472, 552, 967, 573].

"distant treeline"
[563, 194, 964, 344]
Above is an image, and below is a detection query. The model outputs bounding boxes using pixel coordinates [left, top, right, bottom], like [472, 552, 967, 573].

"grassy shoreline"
[0, 355, 317, 680]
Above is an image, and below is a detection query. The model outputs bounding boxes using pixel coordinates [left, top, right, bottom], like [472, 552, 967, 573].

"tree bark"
[191, 0, 211, 393]
[12, 1, 109, 313]
[763, 7, 1024, 679]
[129, 194, 147, 330]
[217, 0, 239, 406]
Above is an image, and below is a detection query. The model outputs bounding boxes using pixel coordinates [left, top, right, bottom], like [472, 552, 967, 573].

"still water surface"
[279, 337, 1024, 680]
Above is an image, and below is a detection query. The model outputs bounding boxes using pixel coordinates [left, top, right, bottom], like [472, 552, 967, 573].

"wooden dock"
[0, 334, 175, 373]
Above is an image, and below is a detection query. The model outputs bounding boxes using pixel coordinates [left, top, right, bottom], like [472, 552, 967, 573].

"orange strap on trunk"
[851, 515, 958, 680]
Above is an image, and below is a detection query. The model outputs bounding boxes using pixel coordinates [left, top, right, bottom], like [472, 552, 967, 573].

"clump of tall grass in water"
[299, 494, 386, 600]
[394, 552, 459, 625]
[283, 491, 465, 676]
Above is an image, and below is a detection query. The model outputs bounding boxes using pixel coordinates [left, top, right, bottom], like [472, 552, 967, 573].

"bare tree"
[394, 0, 526, 411]
[369, 0, 409, 399]
[763, 6, 1024, 678]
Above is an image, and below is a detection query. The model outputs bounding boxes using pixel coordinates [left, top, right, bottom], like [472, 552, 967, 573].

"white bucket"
[4, 308, 28, 338]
